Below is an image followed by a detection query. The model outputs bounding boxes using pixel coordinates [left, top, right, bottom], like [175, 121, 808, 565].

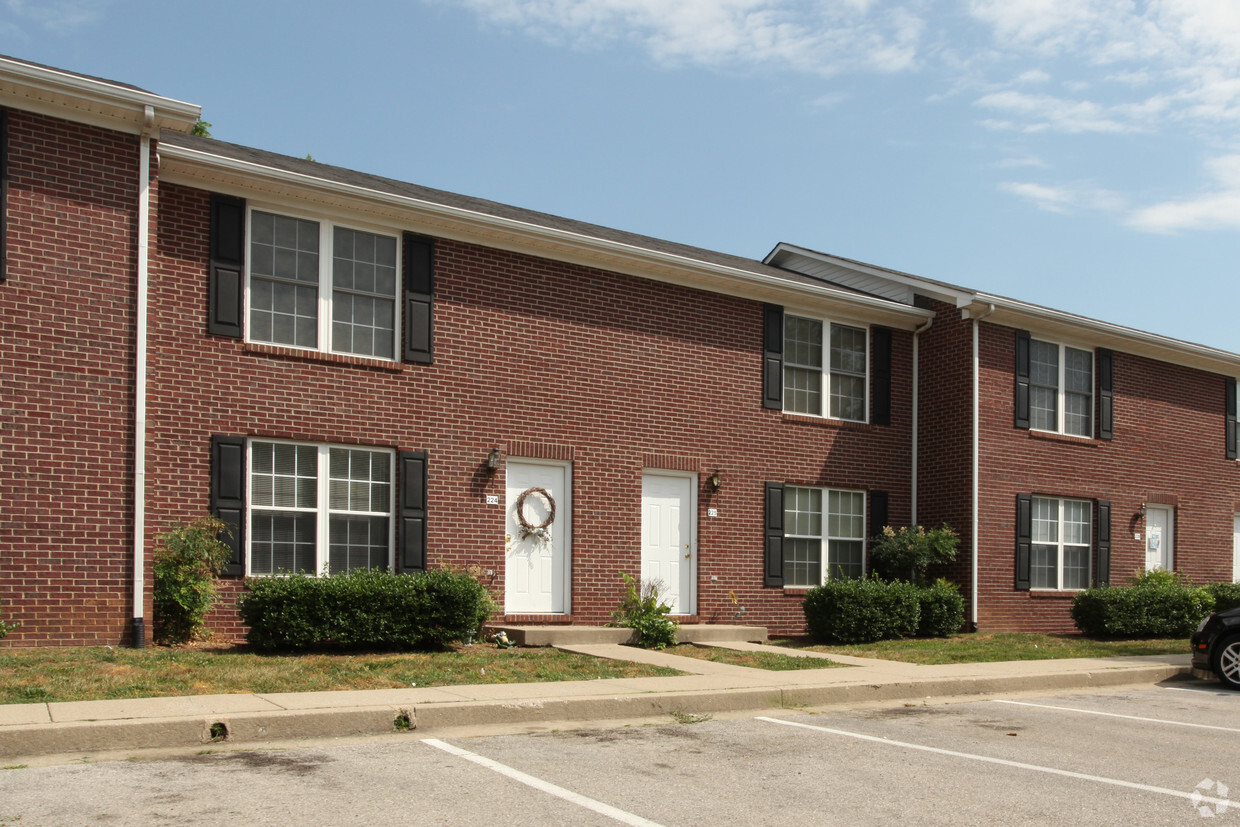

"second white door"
[641, 472, 696, 615]
[506, 460, 571, 614]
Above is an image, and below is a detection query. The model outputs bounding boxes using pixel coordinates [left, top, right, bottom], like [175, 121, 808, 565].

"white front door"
[641, 472, 696, 615]
[505, 460, 571, 614]
[1145, 506, 1174, 572]
[1233, 514, 1239, 583]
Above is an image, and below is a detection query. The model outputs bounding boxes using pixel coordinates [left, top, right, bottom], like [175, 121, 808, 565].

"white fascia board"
[965, 294, 1240, 375]
[765, 243, 976, 308]
[158, 144, 933, 331]
[0, 57, 200, 135]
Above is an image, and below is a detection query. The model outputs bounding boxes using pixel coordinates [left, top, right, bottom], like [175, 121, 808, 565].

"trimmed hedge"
[916, 579, 966, 637]
[1205, 582, 1240, 613]
[1070, 571, 1213, 638]
[238, 568, 495, 651]
[802, 577, 921, 644]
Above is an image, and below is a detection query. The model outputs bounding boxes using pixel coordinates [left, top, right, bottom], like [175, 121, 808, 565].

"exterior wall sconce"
[708, 470, 723, 491]
[485, 448, 502, 474]
[1135, 503, 1146, 519]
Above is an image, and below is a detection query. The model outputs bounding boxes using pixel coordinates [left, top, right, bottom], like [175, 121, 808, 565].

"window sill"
[242, 342, 406, 373]
[1026, 429, 1098, 447]
[1028, 589, 1083, 599]
[780, 412, 873, 430]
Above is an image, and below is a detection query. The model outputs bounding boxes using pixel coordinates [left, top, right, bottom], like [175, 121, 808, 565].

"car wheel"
[1214, 634, 1240, 690]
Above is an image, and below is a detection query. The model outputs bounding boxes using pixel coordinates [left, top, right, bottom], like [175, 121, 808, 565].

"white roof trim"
[764, 243, 975, 308]
[0, 57, 199, 134]
[158, 142, 933, 329]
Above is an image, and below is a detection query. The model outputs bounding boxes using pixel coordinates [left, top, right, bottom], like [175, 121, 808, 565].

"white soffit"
[0, 57, 199, 135]
[158, 144, 932, 331]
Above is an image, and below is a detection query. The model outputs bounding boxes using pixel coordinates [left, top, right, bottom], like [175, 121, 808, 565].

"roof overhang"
[158, 143, 932, 331]
[963, 296, 1240, 376]
[765, 243, 975, 308]
[0, 56, 199, 136]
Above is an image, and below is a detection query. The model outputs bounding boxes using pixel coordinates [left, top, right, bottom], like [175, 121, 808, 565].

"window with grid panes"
[783, 486, 867, 585]
[1029, 339, 1092, 437]
[782, 314, 867, 421]
[1031, 496, 1091, 590]
[248, 441, 393, 575]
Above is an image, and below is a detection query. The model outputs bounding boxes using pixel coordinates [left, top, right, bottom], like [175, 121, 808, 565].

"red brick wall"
[150, 183, 915, 639]
[972, 321, 1240, 632]
[0, 110, 142, 646]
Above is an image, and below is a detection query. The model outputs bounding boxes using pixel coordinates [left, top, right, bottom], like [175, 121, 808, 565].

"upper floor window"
[783, 315, 867, 421]
[249, 209, 399, 360]
[1028, 338, 1092, 437]
[248, 440, 394, 576]
[782, 486, 866, 586]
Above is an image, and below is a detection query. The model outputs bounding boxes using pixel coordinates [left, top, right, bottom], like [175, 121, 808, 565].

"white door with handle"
[641, 472, 696, 615]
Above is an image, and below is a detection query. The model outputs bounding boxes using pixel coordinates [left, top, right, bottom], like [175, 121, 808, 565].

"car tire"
[1214, 633, 1240, 690]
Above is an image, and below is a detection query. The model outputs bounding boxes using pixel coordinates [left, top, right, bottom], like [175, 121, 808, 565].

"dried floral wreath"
[515, 487, 556, 543]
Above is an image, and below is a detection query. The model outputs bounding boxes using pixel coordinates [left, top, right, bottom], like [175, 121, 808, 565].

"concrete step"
[489, 624, 768, 647]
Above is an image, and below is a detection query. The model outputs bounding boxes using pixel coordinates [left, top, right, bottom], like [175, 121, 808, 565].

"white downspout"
[132, 106, 154, 647]
[970, 303, 995, 631]
[911, 316, 933, 526]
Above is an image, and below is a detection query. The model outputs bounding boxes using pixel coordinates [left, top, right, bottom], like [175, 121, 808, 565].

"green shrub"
[0, 599, 16, 640]
[1204, 582, 1240, 613]
[917, 578, 966, 637]
[153, 515, 233, 645]
[802, 576, 920, 644]
[1071, 570, 1214, 638]
[610, 573, 679, 649]
[238, 568, 496, 652]
[869, 524, 960, 584]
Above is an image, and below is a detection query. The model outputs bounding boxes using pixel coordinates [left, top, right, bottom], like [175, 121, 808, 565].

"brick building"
[1, 56, 1237, 646]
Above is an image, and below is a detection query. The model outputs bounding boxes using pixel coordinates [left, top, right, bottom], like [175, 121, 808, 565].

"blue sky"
[4, 0, 1238, 351]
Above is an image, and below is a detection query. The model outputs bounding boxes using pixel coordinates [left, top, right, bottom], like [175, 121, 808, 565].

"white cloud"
[1000, 180, 1126, 213]
[450, 0, 925, 76]
[4, 0, 104, 32]
[976, 90, 1140, 133]
[1127, 154, 1240, 232]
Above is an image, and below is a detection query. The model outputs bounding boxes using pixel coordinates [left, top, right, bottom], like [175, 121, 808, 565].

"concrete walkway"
[0, 643, 1193, 766]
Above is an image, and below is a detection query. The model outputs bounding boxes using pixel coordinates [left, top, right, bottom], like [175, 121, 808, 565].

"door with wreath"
[504, 459, 571, 614]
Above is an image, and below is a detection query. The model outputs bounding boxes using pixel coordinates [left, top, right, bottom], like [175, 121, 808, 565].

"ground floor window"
[783, 486, 866, 586]
[249, 440, 394, 575]
[1031, 496, 1091, 590]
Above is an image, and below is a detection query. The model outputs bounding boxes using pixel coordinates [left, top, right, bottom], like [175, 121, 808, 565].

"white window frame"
[1030, 496, 1092, 591]
[783, 486, 867, 586]
[244, 203, 402, 361]
[1029, 338, 1093, 437]
[783, 313, 869, 423]
[246, 439, 396, 576]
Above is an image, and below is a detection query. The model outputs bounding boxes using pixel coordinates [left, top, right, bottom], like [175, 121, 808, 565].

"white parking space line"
[422, 738, 665, 827]
[992, 699, 1240, 733]
[756, 716, 1230, 809]
[1164, 685, 1237, 697]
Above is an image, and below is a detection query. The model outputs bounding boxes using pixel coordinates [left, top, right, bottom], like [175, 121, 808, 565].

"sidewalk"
[0, 643, 1192, 765]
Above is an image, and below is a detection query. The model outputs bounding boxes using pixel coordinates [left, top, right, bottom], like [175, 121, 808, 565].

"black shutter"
[403, 233, 434, 364]
[764, 482, 784, 586]
[210, 435, 246, 576]
[1097, 348, 1114, 440]
[868, 490, 889, 541]
[1014, 330, 1031, 429]
[762, 304, 784, 410]
[1096, 500, 1111, 587]
[398, 451, 428, 571]
[0, 108, 8, 283]
[208, 194, 245, 338]
[1227, 377, 1237, 460]
[1015, 493, 1032, 590]
[871, 326, 892, 426]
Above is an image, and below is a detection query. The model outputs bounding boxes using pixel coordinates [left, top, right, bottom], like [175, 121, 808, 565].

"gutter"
[132, 106, 154, 647]
[967, 303, 995, 631]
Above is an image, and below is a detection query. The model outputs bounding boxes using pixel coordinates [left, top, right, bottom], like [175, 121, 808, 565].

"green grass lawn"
[773, 633, 1189, 665]
[0, 644, 684, 705]
[663, 644, 850, 670]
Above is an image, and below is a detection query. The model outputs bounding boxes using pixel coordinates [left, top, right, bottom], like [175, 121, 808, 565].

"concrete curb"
[0, 662, 1191, 764]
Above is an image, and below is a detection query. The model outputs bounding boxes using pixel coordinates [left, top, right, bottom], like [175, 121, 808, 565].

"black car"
[1191, 607, 1240, 689]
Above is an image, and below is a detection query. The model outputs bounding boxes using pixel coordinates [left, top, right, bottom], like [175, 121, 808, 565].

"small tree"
[153, 515, 232, 645]
[869, 524, 960, 585]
